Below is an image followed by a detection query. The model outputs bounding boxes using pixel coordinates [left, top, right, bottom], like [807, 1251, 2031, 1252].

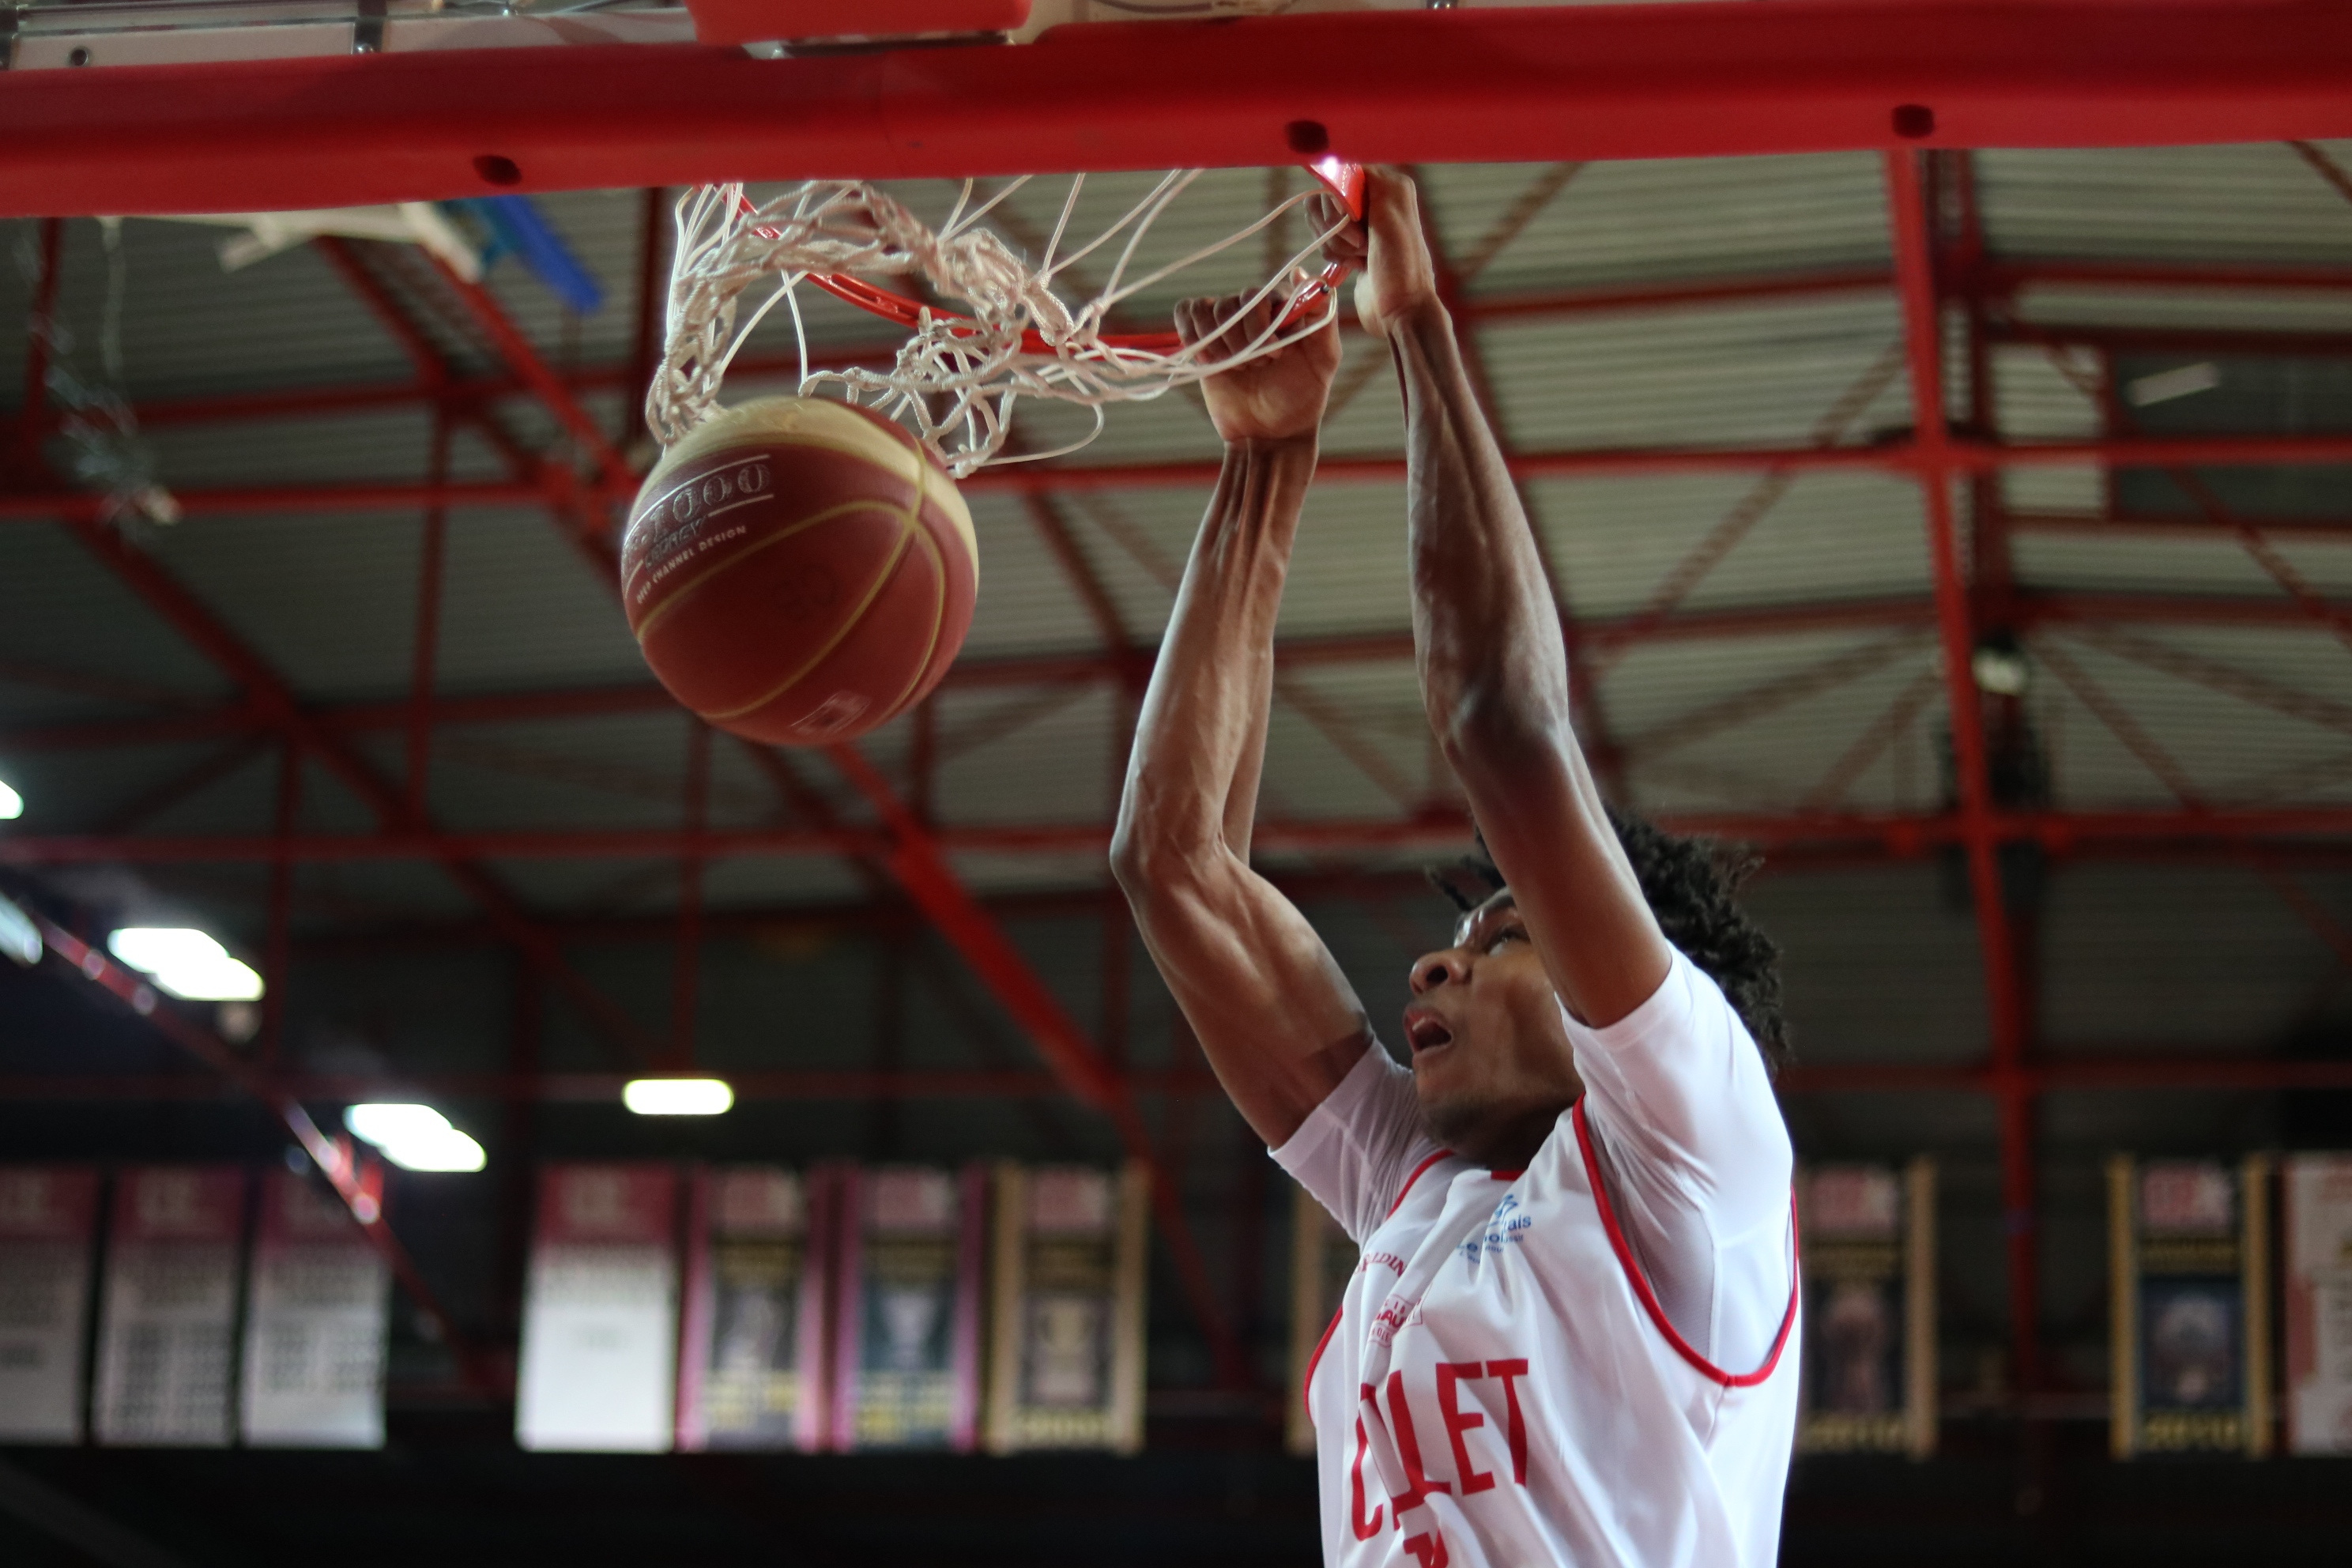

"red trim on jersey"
[1570, 1098, 1800, 1389]
[1303, 1299, 1345, 1420]
[1305, 1149, 1458, 1420]
[1487, 1169, 1523, 1181]
[1388, 1149, 1456, 1220]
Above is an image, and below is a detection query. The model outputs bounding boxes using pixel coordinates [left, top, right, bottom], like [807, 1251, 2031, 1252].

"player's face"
[1402, 890, 1583, 1167]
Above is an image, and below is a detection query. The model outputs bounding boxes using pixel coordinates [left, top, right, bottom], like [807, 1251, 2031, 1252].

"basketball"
[620, 396, 978, 746]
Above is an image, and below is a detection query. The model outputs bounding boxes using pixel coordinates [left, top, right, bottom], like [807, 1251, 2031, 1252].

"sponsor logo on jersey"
[1458, 1194, 1532, 1263]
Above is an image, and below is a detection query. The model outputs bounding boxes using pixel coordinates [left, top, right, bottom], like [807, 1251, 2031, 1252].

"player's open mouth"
[1404, 1010, 1453, 1055]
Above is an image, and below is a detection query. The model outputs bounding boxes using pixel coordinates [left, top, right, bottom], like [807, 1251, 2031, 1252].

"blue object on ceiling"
[450, 195, 605, 315]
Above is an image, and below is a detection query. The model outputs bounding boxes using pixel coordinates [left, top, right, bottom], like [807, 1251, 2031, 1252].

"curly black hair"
[1427, 808, 1792, 1077]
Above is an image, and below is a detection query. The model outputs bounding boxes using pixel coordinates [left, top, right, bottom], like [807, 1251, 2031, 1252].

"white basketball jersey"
[1278, 951, 1800, 1568]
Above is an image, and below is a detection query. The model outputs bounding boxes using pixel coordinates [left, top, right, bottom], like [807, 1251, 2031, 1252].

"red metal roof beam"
[29, 431, 2352, 527]
[12, 2, 2352, 213]
[21, 804, 2352, 867]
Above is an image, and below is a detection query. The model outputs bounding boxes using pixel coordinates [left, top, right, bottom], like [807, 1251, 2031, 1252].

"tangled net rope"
[647, 172, 1354, 476]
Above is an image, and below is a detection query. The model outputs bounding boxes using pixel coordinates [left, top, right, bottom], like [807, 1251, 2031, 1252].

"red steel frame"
[9, 56, 2352, 1420]
[1886, 149, 2041, 1393]
[9, 2, 2352, 214]
[5, 224, 1261, 1379]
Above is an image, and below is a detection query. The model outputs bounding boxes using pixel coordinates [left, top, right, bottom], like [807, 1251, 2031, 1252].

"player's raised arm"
[1110, 293, 1374, 1146]
[1340, 168, 1673, 1030]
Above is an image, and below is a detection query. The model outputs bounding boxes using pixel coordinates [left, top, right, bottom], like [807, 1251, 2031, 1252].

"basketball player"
[1111, 168, 1799, 1566]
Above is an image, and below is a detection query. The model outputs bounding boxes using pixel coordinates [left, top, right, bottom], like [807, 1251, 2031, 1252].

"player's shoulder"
[1559, 946, 1742, 1053]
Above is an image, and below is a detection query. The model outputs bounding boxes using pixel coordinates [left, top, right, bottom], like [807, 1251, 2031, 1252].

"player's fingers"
[1307, 190, 1352, 240]
[1188, 294, 1231, 360]
[1216, 292, 1253, 358]
[1174, 296, 1203, 349]
[1193, 295, 1223, 356]
[1298, 307, 1341, 364]
[1243, 292, 1275, 347]
[1309, 187, 1369, 275]
[1322, 217, 1369, 270]
[1361, 164, 1420, 243]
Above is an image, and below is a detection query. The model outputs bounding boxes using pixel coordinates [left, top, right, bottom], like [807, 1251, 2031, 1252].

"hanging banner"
[1286, 1183, 1357, 1457]
[983, 1163, 1148, 1454]
[2285, 1153, 2352, 1454]
[2109, 1156, 2272, 1457]
[239, 1159, 390, 1448]
[1797, 1160, 1937, 1457]
[515, 1163, 681, 1453]
[829, 1164, 983, 1452]
[677, 1165, 832, 1452]
[94, 1166, 248, 1447]
[0, 1167, 102, 1443]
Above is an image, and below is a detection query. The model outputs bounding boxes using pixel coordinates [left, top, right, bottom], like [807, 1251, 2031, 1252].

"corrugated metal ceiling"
[3, 138, 2352, 1089]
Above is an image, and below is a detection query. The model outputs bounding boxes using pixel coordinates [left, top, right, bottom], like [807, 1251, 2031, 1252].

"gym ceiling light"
[106, 926, 264, 1001]
[622, 1077, 735, 1116]
[343, 1104, 488, 1173]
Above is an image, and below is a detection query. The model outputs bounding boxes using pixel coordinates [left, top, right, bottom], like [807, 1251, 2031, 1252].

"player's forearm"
[1391, 294, 1667, 1026]
[1389, 300, 1576, 784]
[1114, 434, 1371, 1145]
[1113, 435, 1318, 880]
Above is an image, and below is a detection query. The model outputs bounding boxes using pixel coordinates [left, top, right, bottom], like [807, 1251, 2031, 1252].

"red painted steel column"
[1886, 149, 2041, 1393]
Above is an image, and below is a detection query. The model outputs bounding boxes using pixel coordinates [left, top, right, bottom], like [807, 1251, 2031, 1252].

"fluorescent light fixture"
[622, 1077, 734, 1116]
[343, 1103, 487, 1173]
[1971, 644, 2031, 697]
[107, 926, 264, 1001]
[0, 893, 39, 968]
[0, 778, 21, 820]
[2126, 361, 2221, 408]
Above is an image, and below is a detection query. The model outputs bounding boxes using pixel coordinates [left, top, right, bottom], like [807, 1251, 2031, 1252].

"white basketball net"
[646, 172, 1352, 477]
